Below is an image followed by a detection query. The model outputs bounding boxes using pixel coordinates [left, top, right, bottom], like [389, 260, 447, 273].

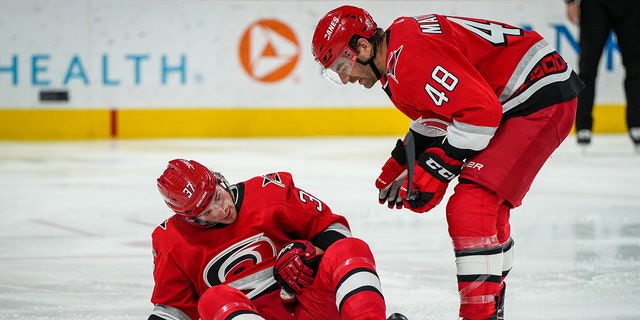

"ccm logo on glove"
[401, 148, 463, 213]
[423, 156, 458, 181]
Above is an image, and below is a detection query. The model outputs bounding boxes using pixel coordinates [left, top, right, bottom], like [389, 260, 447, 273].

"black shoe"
[630, 127, 640, 140]
[576, 129, 591, 145]
[629, 127, 640, 150]
[387, 313, 408, 320]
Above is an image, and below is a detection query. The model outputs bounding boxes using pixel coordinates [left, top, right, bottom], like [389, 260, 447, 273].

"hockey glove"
[400, 148, 463, 213]
[273, 240, 322, 294]
[375, 139, 408, 209]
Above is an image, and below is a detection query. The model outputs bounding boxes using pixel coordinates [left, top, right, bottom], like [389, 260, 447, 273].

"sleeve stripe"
[311, 223, 352, 251]
[410, 117, 449, 137]
[447, 120, 496, 151]
[499, 39, 555, 102]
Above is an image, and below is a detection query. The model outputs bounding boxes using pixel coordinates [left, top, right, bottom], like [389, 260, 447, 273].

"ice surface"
[1, 135, 639, 320]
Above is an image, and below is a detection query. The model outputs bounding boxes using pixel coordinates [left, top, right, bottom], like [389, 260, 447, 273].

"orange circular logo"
[238, 19, 300, 82]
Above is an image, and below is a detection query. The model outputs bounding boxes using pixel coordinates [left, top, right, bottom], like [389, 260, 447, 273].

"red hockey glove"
[273, 240, 322, 294]
[375, 139, 408, 209]
[400, 148, 463, 213]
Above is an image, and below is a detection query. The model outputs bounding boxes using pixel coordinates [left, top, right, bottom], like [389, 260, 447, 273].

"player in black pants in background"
[565, 0, 640, 149]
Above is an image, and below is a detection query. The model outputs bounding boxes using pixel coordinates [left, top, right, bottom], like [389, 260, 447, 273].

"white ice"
[1, 135, 639, 320]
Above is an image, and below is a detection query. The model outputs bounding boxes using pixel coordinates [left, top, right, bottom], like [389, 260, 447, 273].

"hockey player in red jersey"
[148, 159, 407, 320]
[312, 6, 584, 320]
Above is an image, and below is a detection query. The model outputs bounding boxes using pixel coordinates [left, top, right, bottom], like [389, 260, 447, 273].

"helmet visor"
[320, 47, 358, 86]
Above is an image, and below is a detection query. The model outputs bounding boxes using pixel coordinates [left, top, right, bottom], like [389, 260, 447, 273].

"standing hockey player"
[312, 6, 583, 320]
[148, 159, 407, 320]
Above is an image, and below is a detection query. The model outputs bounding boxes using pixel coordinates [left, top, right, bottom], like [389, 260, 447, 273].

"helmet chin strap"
[356, 50, 382, 80]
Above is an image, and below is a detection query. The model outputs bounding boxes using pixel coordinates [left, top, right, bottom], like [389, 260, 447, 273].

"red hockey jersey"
[149, 172, 351, 320]
[381, 15, 583, 158]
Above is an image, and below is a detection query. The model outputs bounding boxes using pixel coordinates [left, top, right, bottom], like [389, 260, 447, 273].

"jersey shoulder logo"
[159, 219, 168, 230]
[262, 172, 285, 188]
[386, 45, 403, 84]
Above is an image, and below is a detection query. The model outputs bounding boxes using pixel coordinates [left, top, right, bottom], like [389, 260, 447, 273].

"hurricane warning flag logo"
[239, 19, 300, 82]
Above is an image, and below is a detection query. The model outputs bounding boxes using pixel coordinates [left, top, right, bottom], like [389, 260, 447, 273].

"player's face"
[193, 185, 237, 225]
[323, 57, 378, 88]
[322, 45, 378, 88]
[346, 61, 378, 89]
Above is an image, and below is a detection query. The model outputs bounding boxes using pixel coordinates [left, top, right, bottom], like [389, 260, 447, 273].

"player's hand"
[375, 139, 408, 209]
[273, 240, 322, 294]
[400, 148, 463, 213]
